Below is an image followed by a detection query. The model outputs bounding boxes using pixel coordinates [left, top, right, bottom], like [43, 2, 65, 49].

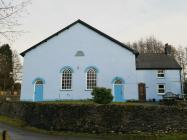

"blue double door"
[114, 84, 124, 102]
[34, 84, 43, 102]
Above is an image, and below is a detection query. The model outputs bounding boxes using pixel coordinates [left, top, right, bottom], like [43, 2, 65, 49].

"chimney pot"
[165, 43, 171, 55]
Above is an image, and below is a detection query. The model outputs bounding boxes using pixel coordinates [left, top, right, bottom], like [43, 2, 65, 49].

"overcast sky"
[11, 0, 187, 53]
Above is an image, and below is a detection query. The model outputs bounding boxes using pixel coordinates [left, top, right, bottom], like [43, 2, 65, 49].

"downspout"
[180, 69, 184, 99]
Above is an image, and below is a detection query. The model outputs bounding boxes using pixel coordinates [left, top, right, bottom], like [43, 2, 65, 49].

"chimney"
[165, 43, 171, 55]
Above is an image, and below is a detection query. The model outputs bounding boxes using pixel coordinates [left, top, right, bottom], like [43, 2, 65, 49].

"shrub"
[91, 87, 113, 104]
[160, 99, 177, 106]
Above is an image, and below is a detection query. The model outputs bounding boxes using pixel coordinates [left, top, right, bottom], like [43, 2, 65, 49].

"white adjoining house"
[20, 20, 182, 102]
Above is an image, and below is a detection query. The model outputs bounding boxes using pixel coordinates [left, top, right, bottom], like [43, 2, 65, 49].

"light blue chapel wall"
[21, 23, 138, 101]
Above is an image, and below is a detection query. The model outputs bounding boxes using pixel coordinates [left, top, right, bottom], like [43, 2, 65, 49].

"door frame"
[33, 78, 45, 102]
[138, 83, 146, 101]
[34, 83, 43, 102]
[113, 83, 124, 102]
[112, 77, 125, 102]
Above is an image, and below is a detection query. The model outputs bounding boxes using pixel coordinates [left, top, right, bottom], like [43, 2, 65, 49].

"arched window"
[86, 68, 97, 90]
[62, 68, 72, 90]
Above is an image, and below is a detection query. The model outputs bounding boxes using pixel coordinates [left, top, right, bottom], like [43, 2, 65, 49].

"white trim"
[85, 89, 93, 91]
[157, 70, 165, 79]
[60, 89, 72, 91]
[33, 84, 35, 102]
[61, 68, 73, 90]
[157, 83, 166, 95]
[85, 68, 97, 90]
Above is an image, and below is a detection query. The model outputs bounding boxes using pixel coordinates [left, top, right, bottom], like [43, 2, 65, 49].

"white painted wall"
[21, 22, 182, 102]
[137, 70, 181, 100]
[21, 23, 138, 101]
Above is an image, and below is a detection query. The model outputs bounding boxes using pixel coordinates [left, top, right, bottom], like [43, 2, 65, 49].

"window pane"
[159, 85, 164, 88]
[62, 69, 72, 90]
[86, 68, 96, 89]
[158, 84, 165, 93]
[157, 70, 165, 78]
[159, 89, 165, 93]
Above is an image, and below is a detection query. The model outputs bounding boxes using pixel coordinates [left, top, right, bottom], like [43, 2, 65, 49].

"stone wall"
[0, 102, 186, 134]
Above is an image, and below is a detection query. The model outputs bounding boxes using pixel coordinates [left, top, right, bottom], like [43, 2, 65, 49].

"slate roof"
[136, 53, 182, 70]
[20, 19, 137, 56]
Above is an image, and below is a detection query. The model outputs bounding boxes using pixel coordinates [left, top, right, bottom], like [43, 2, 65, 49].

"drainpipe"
[180, 69, 184, 100]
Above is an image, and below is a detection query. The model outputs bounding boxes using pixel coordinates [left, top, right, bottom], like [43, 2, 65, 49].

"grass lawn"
[38, 100, 160, 106]
[40, 100, 95, 104]
[0, 116, 26, 128]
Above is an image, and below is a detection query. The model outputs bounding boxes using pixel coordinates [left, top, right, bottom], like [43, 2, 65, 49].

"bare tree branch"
[0, 0, 31, 43]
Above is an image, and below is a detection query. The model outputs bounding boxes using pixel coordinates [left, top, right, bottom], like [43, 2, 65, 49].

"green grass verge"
[0, 115, 108, 138]
[40, 100, 95, 104]
[0, 115, 27, 128]
[38, 100, 160, 106]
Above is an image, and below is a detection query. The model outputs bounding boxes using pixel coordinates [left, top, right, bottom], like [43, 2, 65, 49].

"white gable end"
[21, 22, 138, 101]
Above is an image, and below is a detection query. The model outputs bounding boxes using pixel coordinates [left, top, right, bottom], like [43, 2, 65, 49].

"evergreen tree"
[0, 44, 14, 91]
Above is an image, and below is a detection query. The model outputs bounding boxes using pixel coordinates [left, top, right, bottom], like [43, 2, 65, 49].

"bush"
[91, 87, 113, 104]
[160, 99, 177, 106]
[0, 101, 187, 133]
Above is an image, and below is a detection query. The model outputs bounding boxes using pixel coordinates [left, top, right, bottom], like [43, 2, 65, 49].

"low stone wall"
[0, 95, 20, 102]
[0, 101, 186, 134]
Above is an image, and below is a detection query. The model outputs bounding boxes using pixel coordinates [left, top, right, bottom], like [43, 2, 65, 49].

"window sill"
[157, 77, 165, 79]
[157, 93, 165, 95]
[85, 89, 93, 91]
[60, 89, 72, 91]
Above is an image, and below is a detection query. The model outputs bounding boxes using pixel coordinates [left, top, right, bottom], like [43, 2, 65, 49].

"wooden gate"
[138, 83, 146, 101]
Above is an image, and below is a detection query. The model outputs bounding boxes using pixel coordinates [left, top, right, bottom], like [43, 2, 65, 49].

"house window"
[157, 84, 165, 94]
[61, 68, 72, 90]
[86, 68, 97, 90]
[157, 70, 165, 78]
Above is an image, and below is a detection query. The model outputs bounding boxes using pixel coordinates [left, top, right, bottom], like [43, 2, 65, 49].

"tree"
[0, 44, 13, 91]
[175, 47, 186, 70]
[127, 36, 165, 54]
[12, 50, 22, 83]
[175, 47, 187, 95]
[127, 36, 179, 57]
[127, 36, 183, 59]
[0, 0, 31, 42]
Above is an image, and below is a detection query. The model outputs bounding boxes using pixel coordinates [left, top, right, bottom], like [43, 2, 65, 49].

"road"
[0, 122, 103, 140]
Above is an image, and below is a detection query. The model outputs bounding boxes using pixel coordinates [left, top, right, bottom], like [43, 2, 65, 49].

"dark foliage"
[0, 44, 14, 91]
[91, 87, 113, 104]
[184, 80, 187, 99]
[13, 83, 21, 91]
[0, 102, 187, 134]
[160, 99, 177, 106]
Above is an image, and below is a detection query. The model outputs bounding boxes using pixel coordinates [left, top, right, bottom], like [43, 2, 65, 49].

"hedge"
[0, 101, 187, 134]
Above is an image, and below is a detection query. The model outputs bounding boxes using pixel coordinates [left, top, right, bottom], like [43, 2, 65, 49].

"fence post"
[2, 130, 7, 140]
